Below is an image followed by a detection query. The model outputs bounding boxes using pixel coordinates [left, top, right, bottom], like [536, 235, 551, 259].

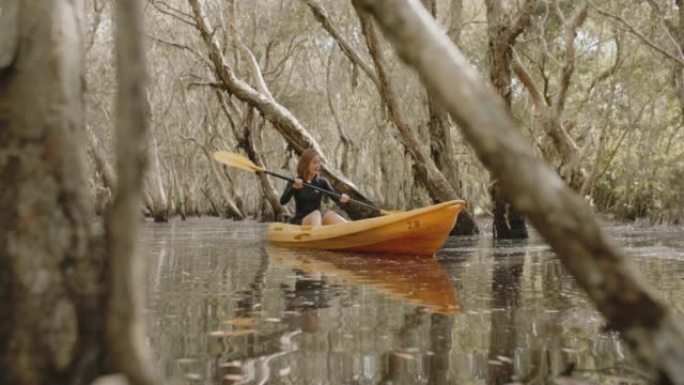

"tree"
[354, 0, 684, 381]
[0, 0, 157, 384]
[484, 0, 537, 239]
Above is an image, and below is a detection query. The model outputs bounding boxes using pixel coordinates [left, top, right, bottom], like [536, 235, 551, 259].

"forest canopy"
[83, 0, 683, 223]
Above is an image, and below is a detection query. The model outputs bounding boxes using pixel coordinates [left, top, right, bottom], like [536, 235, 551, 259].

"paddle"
[212, 151, 395, 215]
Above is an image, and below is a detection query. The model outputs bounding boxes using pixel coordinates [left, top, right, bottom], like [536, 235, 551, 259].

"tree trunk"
[355, 0, 684, 380]
[243, 109, 290, 221]
[484, 0, 535, 240]
[0, 2, 108, 383]
[511, 4, 588, 191]
[188, 0, 379, 220]
[106, 0, 159, 381]
[353, 3, 457, 203]
[0, 0, 157, 384]
[145, 135, 170, 222]
[421, 0, 479, 235]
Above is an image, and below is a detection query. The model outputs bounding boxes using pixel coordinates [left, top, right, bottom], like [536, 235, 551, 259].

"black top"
[280, 175, 340, 224]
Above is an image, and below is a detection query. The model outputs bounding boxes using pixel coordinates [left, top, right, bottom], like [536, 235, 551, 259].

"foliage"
[82, 0, 684, 223]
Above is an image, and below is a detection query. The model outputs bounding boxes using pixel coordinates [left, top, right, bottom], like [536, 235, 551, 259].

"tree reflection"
[488, 240, 525, 384]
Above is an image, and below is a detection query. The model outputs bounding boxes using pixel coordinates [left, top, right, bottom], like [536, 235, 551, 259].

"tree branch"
[587, 0, 684, 66]
[300, 0, 380, 88]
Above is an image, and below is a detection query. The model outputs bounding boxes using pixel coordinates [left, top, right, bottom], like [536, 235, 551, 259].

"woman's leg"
[302, 210, 322, 226]
[322, 211, 347, 225]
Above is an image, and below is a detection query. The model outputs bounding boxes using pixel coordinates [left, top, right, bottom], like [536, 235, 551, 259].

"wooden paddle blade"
[212, 151, 264, 173]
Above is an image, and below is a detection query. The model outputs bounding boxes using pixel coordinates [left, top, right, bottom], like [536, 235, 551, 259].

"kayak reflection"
[267, 245, 460, 314]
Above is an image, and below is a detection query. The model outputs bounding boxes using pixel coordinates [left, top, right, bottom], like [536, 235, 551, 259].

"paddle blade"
[212, 151, 264, 173]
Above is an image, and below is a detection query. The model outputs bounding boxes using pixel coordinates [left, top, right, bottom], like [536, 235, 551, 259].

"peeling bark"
[0, 1, 107, 384]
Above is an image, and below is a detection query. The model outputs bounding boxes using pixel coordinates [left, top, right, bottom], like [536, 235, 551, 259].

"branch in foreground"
[354, 0, 684, 382]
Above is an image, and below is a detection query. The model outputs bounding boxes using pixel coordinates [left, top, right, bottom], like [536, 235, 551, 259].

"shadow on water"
[143, 218, 683, 384]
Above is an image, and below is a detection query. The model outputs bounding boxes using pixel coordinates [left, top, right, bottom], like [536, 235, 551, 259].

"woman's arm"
[319, 177, 349, 203]
[280, 181, 294, 205]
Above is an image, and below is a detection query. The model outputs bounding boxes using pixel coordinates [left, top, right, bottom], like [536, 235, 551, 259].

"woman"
[280, 148, 350, 225]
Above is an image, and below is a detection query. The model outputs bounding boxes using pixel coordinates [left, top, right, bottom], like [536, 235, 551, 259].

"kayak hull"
[267, 200, 464, 255]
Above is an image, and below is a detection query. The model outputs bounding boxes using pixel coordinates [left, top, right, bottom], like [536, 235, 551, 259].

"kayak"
[267, 245, 460, 314]
[266, 200, 465, 255]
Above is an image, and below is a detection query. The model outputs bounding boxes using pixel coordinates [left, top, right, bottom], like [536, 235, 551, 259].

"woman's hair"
[297, 148, 319, 179]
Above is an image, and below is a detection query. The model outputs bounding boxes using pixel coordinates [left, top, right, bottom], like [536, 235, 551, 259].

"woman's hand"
[293, 178, 304, 189]
[340, 193, 350, 203]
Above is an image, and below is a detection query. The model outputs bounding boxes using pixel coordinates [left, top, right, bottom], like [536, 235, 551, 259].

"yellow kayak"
[267, 200, 465, 255]
[267, 246, 460, 314]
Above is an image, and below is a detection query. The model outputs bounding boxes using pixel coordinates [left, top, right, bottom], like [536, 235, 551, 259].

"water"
[143, 219, 684, 384]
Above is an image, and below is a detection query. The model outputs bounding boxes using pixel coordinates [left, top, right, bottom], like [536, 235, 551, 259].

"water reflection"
[144, 219, 683, 384]
[488, 240, 525, 384]
[268, 245, 460, 314]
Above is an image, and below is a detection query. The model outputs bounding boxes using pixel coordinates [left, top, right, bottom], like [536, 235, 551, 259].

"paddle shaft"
[263, 170, 381, 213]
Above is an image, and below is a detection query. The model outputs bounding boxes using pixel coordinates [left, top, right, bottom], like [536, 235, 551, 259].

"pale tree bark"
[87, 124, 118, 207]
[353, 3, 456, 204]
[355, 0, 684, 381]
[0, 0, 158, 384]
[419, 0, 478, 235]
[184, 132, 245, 220]
[161, 121, 187, 219]
[484, 0, 537, 240]
[188, 0, 379, 220]
[0, 1, 108, 383]
[242, 108, 290, 221]
[214, 43, 289, 221]
[326, 48, 355, 176]
[145, 134, 170, 222]
[106, 0, 159, 382]
[512, 2, 588, 191]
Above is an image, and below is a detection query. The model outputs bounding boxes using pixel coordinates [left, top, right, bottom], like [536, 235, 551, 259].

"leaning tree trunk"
[484, 0, 536, 239]
[0, 0, 158, 384]
[218, 44, 290, 221]
[420, 0, 479, 235]
[188, 0, 378, 220]
[355, 0, 684, 381]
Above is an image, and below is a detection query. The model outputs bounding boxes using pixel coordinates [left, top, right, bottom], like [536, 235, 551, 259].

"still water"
[143, 219, 684, 385]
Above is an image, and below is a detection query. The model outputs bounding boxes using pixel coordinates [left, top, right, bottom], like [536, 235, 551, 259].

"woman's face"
[307, 156, 321, 178]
